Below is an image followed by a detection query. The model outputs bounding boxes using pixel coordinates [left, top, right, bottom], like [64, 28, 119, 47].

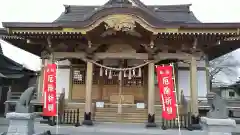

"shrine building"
[2, 0, 240, 126]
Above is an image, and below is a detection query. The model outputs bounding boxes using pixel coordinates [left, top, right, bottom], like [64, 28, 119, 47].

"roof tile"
[54, 2, 200, 23]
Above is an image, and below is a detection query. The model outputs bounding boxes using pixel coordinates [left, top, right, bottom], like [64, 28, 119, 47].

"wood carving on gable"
[104, 15, 136, 32]
[79, 14, 168, 35]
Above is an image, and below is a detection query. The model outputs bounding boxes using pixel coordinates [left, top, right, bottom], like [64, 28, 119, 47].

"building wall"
[177, 60, 208, 100]
[56, 60, 71, 99]
[55, 59, 209, 102]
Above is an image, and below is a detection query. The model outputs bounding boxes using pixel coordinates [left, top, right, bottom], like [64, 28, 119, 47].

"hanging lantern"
[124, 70, 127, 77]
[118, 71, 122, 81]
[138, 67, 142, 77]
[132, 69, 135, 76]
[100, 67, 103, 76]
[108, 70, 112, 79]
[105, 69, 108, 76]
[128, 69, 132, 80]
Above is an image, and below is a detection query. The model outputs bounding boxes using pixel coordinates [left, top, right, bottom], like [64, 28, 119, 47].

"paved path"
[1, 117, 240, 135]
[0, 123, 205, 135]
[0, 122, 239, 135]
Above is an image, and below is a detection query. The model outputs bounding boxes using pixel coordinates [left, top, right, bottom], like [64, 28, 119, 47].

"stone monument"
[200, 92, 236, 135]
[2, 87, 51, 135]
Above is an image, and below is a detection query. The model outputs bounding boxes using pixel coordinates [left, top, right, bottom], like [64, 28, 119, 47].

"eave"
[4, 22, 240, 29]
[2, 18, 240, 60]
[206, 40, 240, 60]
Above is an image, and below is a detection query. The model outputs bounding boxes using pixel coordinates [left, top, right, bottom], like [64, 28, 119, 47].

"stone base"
[145, 114, 157, 128]
[82, 112, 93, 126]
[6, 112, 36, 135]
[200, 117, 236, 135]
[82, 120, 93, 126]
[33, 130, 52, 135]
[145, 122, 157, 128]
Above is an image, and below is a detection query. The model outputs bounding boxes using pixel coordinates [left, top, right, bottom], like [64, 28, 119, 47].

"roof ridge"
[63, 3, 192, 7]
[148, 4, 192, 7]
[64, 5, 99, 7]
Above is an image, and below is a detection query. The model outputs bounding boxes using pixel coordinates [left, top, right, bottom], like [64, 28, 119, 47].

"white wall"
[56, 60, 71, 99]
[177, 60, 208, 100]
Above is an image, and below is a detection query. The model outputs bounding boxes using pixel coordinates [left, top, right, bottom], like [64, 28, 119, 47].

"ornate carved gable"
[104, 15, 136, 32]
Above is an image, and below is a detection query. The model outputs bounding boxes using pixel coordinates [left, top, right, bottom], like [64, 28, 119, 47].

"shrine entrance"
[93, 58, 148, 123]
[85, 41, 149, 122]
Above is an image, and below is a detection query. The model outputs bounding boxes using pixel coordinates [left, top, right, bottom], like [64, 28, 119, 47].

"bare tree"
[209, 53, 239, 88]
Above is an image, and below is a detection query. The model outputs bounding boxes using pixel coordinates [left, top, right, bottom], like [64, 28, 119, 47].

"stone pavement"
[0, 117, 240, 135]
[0, 123, 204, 135]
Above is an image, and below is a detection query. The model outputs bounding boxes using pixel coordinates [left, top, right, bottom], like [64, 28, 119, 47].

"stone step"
[94, 119, 147, 123]
[96, 105, 147, 109]
[100, 105, 146, 109]
[94, 117, 147, 123]
[96, 108, 147, 112]
[95, 112, 147, 117]
[95, 110, 147, 114]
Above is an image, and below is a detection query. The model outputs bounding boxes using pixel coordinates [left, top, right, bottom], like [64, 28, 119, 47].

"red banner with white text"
[42, 64, 57, 116]
[156, 65, 177, 120]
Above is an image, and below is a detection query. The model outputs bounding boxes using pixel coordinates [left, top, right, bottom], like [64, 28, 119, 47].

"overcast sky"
[0, 0, 240, 79]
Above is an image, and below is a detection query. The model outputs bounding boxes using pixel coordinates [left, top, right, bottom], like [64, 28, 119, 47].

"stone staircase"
[94, 104, 148, 123]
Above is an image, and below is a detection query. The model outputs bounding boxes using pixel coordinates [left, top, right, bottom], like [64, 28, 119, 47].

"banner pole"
[55, 61, 59, 134]
[171, 63, 181, 135]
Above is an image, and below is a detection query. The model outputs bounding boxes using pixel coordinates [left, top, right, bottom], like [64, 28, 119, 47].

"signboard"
[136, 103, 145, 109]
[96, 102, 104, 108]
[156, 65, 177, 120]
[42, 64, 57, 116]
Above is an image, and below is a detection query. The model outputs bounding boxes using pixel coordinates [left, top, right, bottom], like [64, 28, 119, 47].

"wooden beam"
[94, 53, 148, 59]
[91, 36, 150, 45]
[53, 52, 201, 60]
[53, 52, 86, 59]
[154, 52, 195, 60]
[53, 52, 148, 60]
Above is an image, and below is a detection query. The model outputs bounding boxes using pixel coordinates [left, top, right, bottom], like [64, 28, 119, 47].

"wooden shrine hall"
[2, 0, 240, 126]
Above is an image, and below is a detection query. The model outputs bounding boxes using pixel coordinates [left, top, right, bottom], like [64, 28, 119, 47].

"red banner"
[42, 64, 57, 116]
[156, 65, 177, 120]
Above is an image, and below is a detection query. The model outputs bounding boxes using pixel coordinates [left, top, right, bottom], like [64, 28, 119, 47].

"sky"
[0, 0, 240, 82]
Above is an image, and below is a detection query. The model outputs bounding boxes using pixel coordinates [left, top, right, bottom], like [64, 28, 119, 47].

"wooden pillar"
[82, 62, 93, 125]
[143, 66, 148, 105]
[205, 57, 211, 93]
[173, 63, 180, 103]
[68, 66, 73, 100]
[190, 56, 199, 116]
[37, 59, 45, 100]
[146, 62, 157, 127]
